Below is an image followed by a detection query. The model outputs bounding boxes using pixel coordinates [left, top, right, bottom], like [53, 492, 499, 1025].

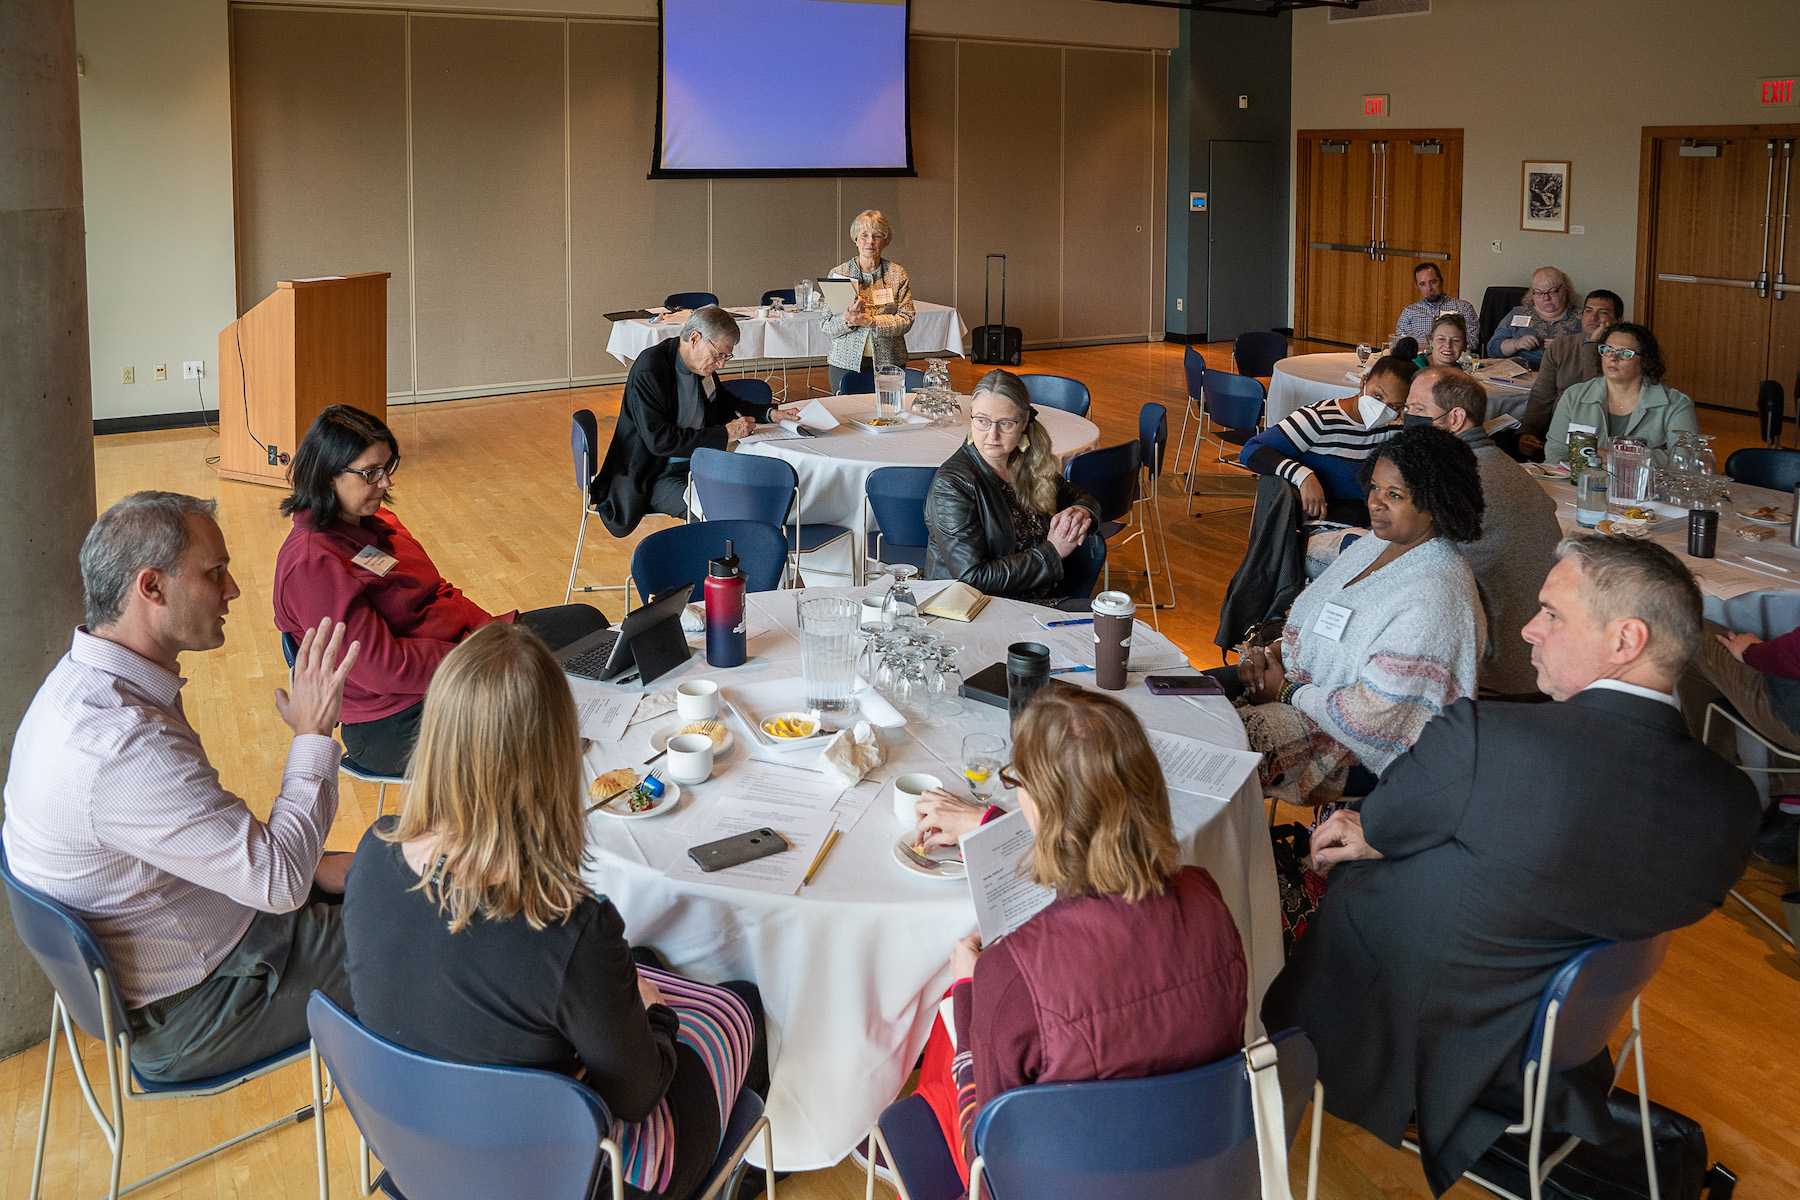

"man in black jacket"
[591, 306, 797, 537]
[1263, 534, 1759, 1197]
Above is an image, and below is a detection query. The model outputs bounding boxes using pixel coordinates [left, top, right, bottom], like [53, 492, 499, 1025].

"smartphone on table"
[687, 828, 788, 872]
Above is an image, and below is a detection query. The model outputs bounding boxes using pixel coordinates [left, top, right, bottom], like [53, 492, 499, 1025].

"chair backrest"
[0, 845, 132, 1043]
[722, 377, 774, 411]
[1182, 344, 1208, 405]
[1065, 441, 1142, 524]
[760, 287, 796, 306]
[281, 632, 299, 668]
[971, 1028, 1318, 1200]
[1137, 403, 1169, 481]
[1202, 368, 1265, 432]
[864, 466, 936, 550]
[307, 992, 611, 1200]
[689, 446, 797, 528]
[664, 291, 718, 311]
[835, 368, 874, 395]
[1718, 589, 1800, 642]
[1477, 285, 1528, 347]
[571, 409, 599, 495]
[1524, 935, 1671, 1074]
[1232, 331, 1288, 378]
[1724, 446, 1800, 492]
[1020, 374, 1092, 418]
[630, 519, 789, 604]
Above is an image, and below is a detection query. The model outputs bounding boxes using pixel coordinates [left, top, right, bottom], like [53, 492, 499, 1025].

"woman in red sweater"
[273, 405, 606, 775]
[912, 687, 1248, 1184]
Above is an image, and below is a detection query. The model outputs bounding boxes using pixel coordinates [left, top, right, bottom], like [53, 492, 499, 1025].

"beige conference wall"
[1289, 0, 1800, 325]
[232, 9, 1171, 402]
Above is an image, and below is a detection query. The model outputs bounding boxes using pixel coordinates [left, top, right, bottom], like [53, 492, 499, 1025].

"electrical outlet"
[153, 363, 167, 382]
[182, 360, 204, 380]
[121, 366, 134, 385]
[1489, 240, 1504, 255]
[1176, 298, 1184, 312]
[266, 445, 279, 466]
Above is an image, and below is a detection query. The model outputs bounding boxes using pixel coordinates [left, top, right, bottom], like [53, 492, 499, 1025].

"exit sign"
[1362, 93, 1390, 118]
[1763, 76, 1798, 107]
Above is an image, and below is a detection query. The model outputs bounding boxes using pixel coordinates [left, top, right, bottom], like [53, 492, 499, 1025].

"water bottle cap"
[709, 538, 741, 579]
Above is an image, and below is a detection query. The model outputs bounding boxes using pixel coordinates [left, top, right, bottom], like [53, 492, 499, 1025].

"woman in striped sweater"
[1235, 425, 1487, 807]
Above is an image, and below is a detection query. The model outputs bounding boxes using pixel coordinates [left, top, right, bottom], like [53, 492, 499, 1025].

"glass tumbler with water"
[961, 733, 1007, 798]
[874, 365, 907, 421]
[1605, 438, 1653, 518]
[797, 597, 862, 719]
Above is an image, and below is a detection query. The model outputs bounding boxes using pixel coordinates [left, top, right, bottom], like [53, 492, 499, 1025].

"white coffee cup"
[667, 733, 715, 784]
[892, 772, 944, 829]
[676, 679, 720, 721]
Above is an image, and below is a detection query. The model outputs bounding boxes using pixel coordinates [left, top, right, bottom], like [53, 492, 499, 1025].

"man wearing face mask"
[1404, 368, 1561, 696]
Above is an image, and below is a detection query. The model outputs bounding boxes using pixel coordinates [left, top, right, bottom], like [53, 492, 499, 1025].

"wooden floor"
[3, 341, 1796, 1199]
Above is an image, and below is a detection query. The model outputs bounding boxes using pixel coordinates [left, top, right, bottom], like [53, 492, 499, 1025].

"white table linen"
[1266, 352, 1537, 427]
[605, 302, 968, 366]
[578, 586, 1280, 1170]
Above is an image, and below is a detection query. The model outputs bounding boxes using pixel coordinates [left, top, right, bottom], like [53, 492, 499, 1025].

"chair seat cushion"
[877, 1095, 966, 1200]
[340, 757, 404, 784]
[792, 524, 853, 553]
[1099, 520, 1128, 539]
[129, 1039, 311, 1096]
[1216, 428, 1257, 447]
[866, 532, 928, 569]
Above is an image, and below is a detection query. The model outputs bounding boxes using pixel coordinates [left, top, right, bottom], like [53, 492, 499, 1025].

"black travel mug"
[1006, 642, 1052, 726]
[1687, 509, 1718, 559]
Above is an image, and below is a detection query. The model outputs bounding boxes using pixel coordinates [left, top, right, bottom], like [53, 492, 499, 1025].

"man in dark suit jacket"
[591, 306, 797, 537]
[1263, 534, 1759, 1197]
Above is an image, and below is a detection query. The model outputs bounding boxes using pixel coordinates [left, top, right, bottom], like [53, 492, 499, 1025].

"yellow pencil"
[802, 828, 842, 887]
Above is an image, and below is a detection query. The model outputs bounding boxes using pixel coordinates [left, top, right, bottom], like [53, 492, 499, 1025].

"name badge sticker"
[871, 286, 894, 307]
[352, 544, 398, 577]
[1510, 313, 1534, 327]
[1313, 603, 1353, 642]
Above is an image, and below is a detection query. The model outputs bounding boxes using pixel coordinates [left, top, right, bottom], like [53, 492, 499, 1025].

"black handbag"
[1469, 1092, 1734, 1200]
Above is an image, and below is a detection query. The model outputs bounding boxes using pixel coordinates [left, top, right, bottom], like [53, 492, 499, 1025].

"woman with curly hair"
[1233, 425, 1487, 808]
[923, 368, 1104, 601]
[1543, 321, 1696, 469]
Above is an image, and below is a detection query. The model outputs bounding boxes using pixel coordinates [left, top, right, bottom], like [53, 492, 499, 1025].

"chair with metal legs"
[1702, 698, 1799, 948]
[1182, 365, 1265, 518]
[1131, 402, 1178, 614]
[1066, 441, 1157, 628]
[689, 447, 853, 586]
[281, 632, 406, 818]
[1, 847, 327, 1200]
[564, 409, 632, 617]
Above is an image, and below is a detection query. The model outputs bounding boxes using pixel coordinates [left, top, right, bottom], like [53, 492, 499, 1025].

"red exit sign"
[1763, 76, 1798, 107]
[1362, 93, 1390, 118]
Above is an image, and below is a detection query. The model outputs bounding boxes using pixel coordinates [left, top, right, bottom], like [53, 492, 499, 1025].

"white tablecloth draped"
[605, 302, 969, 366]
[577, 586, 1280, 1170]
[1266, 352, 1538, 427]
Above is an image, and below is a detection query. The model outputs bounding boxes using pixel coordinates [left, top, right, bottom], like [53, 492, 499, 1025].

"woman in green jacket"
[1543, 322, 1697, 468]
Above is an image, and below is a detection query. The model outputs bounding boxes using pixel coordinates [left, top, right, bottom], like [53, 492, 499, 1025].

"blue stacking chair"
[1724, 446, 1800, 492]
[1019, 373, 1093, 418]
[688, 447, 853, 585]
[1184, 366, 1266, 517]
[834, 367, 927, 395]
[664, 290, 719, 311]
[759, 288, 797, 306]
[307, 992, 775, 1200]
[723, 377, 775, 412]
[1232, 330, 1288, 378]
[628, 519, 789, 606]
[1132, 402, 1177, 613]
[1065, 441, 1149, 624]
[863, 465, 936, 580]
[866, 1030, 1321, 1200]
[1424, 937, 1670, 1200]
[281, 632, 407, 816]
[564, 408, 631, 615]
[1, 846, 326, 1200]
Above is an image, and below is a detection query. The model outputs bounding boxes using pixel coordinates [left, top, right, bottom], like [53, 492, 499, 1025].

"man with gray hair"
[2, 492, 361, 1083]
[592, 304, 800, 536]
[1265, 535, 1758, 1195]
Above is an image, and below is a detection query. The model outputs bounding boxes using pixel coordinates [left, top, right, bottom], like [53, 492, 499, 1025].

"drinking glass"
[882, 564, 922, 631]
[930, 643, 966, 718]
[1355, 343, 1373, 371]
[875, 365, 906, 421]
[797, 279, 814, 311]
[797, 597, 861, 718]
[961, 733, 1007, 798]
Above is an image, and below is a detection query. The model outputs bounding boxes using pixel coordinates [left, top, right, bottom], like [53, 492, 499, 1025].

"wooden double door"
[1637, 125, 1800, 413]
[1295, 129, 1465, 345]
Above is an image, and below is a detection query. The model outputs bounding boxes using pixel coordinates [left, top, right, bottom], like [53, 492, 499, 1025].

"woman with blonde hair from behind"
[903, 687, 1247, 1187]
[923, 368, 1105, 602]
[342, 622, 767, 1200]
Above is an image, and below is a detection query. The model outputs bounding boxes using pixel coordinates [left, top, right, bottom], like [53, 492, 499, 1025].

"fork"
[609, 768, 664, 813]
[898, 840, 961, 871]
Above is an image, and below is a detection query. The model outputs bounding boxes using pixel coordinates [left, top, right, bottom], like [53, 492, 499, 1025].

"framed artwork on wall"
[1521, 160, 1571, 233]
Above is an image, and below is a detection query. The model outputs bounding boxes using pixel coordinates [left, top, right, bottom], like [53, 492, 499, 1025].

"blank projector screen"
[653, 0, 912, 177]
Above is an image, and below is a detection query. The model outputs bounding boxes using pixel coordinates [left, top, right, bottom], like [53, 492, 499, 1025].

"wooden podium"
[217, 272, 390, 487]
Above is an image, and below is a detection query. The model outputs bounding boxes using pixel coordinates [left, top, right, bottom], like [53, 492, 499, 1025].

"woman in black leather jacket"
[923, 369, 1104, 601]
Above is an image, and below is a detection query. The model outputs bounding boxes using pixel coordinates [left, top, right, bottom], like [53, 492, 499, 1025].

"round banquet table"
[574, 584, 1282, 1170]
[605, 301, 969, 366]
[1266, 351, 1538, 427]
[722, 393, 1100, 582]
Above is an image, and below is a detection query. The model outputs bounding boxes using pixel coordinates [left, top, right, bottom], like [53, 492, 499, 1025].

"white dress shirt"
[1580, 678, 1681, 711]
[2, 630, 341, 1007]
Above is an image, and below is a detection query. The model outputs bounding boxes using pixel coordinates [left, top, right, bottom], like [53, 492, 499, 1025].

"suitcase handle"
[984, 253, 1006, 337]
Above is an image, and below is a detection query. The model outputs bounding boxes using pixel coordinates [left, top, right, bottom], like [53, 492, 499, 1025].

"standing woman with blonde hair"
[820, 208, 916, 392]
[923, 368, 1104, 601]
[342, 623, 768, 1200]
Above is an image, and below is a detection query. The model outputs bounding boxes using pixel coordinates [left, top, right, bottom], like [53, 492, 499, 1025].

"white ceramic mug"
[666, 733, 715, 784]
[892, 772, 944, 829]
[676, 679, 720, 721]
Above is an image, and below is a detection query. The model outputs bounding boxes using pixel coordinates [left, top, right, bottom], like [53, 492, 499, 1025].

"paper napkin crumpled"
[819, 721, 883, 786]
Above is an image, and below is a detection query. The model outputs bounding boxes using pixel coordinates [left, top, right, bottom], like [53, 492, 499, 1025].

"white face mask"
[1358, 392, 1393, 429]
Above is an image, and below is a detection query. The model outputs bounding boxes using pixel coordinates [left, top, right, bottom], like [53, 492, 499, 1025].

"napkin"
[818, 721, 883, 786]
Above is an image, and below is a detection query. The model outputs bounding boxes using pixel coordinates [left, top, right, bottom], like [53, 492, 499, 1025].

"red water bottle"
[704, 539, 746, 667]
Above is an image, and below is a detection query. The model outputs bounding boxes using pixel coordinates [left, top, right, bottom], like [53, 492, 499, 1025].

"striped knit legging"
[612, 967, 756, 1194]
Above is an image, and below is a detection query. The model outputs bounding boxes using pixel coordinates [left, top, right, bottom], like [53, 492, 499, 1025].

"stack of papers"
[663, 759, 848, 895]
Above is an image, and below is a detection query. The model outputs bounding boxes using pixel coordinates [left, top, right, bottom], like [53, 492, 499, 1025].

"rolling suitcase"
[969, 253, 1022, 366]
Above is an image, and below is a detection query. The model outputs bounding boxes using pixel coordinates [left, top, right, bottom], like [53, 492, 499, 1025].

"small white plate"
[650, 723, 735, 756]
[752, 710, 834, 750]
[848, 413, 931, 435]
[892, 836, 967, 880]
[593, 779, 682, 820]
[1737, 509, 1791, 527]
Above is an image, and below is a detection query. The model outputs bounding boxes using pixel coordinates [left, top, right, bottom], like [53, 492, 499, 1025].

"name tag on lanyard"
[1313, 603, 1353, 642]
[871, 286, 894, 307]
[352, 544, 398, 577]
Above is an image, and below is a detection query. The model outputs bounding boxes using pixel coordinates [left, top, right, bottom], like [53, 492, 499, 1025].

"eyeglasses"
[706, 338, 735, 364]
[1597, 345, 1640, 361]
[998, 766, 1023, 791]
[970, 415, 1024, 434]
[1530, 287, 1564, 299]
[341, 458, 400, 485]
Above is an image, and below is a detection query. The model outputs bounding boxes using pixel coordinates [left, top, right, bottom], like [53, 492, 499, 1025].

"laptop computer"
[554, 586, 694, 684]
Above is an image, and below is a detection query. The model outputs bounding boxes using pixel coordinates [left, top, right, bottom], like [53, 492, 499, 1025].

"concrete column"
[0, 0, 97, 1053]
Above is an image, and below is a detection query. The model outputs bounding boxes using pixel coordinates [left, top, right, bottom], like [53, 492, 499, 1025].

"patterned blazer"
[818, 257, 916, 372]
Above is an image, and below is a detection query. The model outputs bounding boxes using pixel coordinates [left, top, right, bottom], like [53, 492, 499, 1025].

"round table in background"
[1266, 351, 1538, 426]
[604, 302, 969, 366]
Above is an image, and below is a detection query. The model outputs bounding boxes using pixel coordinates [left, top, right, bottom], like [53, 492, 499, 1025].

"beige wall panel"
[570, 21, 708, 379]
[957, 43, 1061, 343]
[1062, 48, 1153, 341]
[841, 37, 959, 313]
[710, 180, 841, 308]
[231, 8, 412, 395]
[411, 15, 566, 391]
[1152, 52, 1168, 337]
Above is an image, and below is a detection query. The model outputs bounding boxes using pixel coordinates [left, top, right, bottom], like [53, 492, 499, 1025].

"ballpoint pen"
[1049, 665, 1094, 676]
[1042, 617, 1093, 628]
